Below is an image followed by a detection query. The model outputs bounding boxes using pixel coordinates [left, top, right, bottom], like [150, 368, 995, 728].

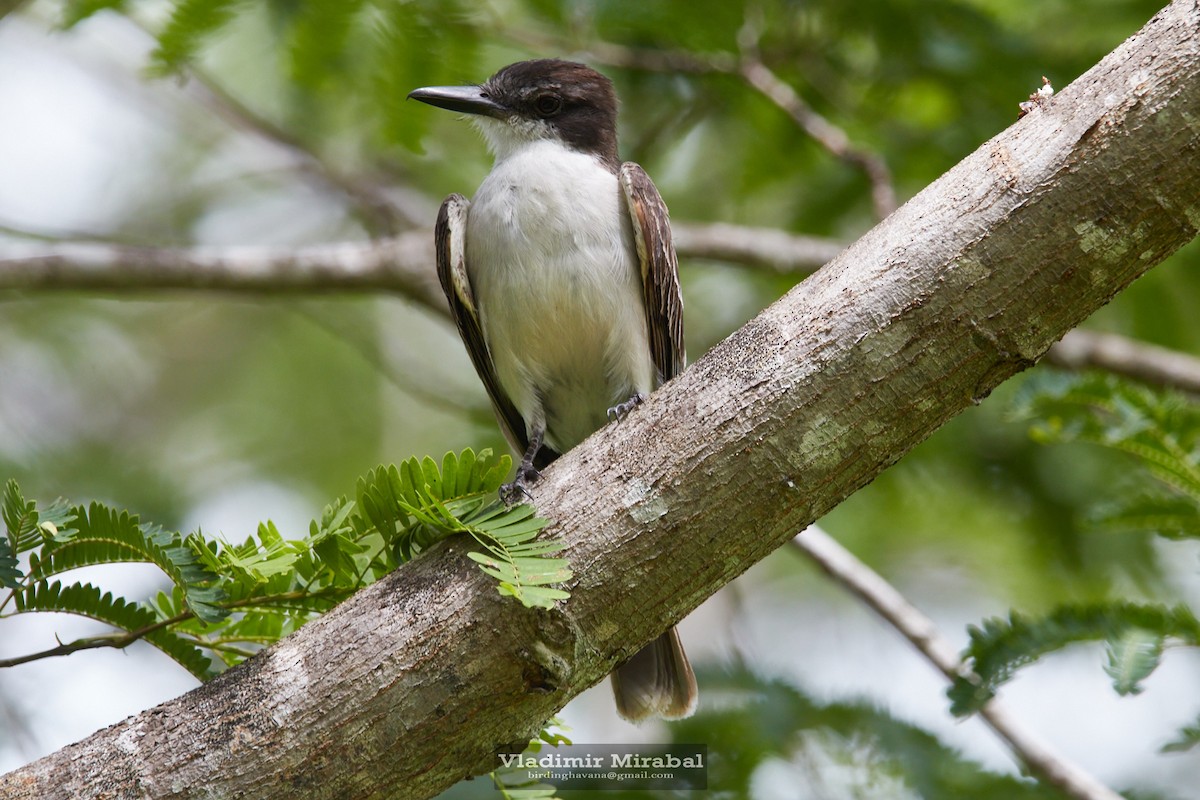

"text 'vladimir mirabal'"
[498, 751, 705, 770]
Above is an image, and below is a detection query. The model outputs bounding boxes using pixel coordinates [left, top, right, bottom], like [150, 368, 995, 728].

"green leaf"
[1162, 719, 1200, 754]
[2, 479, 37, 555]
[421, 455, 441, 498]
[1013, 371, 1200, 503]
[283, 0, 367, 92]
[952, 602, 1200, 715]
[441, 451, 459, 500]
[463, 503, 571, 608]
[60, 0, 127, 27]
[28, 502, 228, 624]
[15, 580, 213, 680]
[477, 450, 512, 494]
[0, 531, 21, 589]
[372, 0, 482, 150]
[456, 448, 476, 496]
[1089, 491, 1200, 540]
[149, 0, 245, 76]
[313, 533, 366, 585]
[213, 524, 301, 584]
[1104, 627, 1163, 696]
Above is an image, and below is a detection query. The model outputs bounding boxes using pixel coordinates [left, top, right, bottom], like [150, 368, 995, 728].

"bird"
[408, 59, 696, 722]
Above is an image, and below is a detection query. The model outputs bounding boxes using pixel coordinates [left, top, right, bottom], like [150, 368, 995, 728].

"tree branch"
[0, 222, 840, 300]
[1047, 328, 1200, 394]
[3, 1, 1199, 797]
[672, 221, 844, 272]
[0, 590, 349, 670]
[0, 233, 446, 308]
[10, 224, 1199, 403]
[736, 57, 898, 218]
[792, 527, 1121, 800]
[176, 70, 418, 236]
[511, 28, 899, 218]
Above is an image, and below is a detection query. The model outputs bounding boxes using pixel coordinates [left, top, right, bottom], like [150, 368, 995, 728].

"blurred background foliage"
[2, 0, 1199, 797]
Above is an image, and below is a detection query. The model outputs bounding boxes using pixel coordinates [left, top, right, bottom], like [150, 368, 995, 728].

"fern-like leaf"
[1013, 371, 1200, 505]
[1162, 719, 1200, 753]
[16, 580, 212, 679]
[490, 717, 570, 800]
[0, 533, 19, 589]
[2, 479, 38, 555]
[28, 503, 227, 623]
[952, 602, 1200, 715]
[2, 481, 76, 587]
[283, 0, 366, 93]
[350, 450, 570, 608]
[1088, 491, 1200, 540]
[149, 0, 245, 76]
[464, 503, 571, 609]
[1104, 627, 1163, 696]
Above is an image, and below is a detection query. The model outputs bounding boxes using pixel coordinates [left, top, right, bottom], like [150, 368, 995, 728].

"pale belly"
[465, 145, 655, 452]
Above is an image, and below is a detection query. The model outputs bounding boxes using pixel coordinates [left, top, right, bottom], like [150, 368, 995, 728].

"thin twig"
[1047, 329, 1200, 395]
[179, 73, 418, 235]
[734, 9, 896, 219]
[736, 59, 897, 219]
[792, 526, 1124, 800]
[517, 30, 899, 220]
[106, 12, 424, 236]
[0, 589, 349, 670]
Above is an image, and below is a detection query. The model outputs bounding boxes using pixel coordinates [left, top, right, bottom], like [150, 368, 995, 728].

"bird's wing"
[435, 194, 529, 456]
[620, 162, 685, 382]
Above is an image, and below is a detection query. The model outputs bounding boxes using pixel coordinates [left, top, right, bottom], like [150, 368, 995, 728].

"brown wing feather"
[619, 163, 685, 383]
[435, 194, 529, 456]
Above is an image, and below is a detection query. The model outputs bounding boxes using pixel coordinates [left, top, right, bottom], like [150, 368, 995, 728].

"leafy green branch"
[950, 602, 1200, 715]
[950, 371, 1200, 753]
[0, 448, 571, 680]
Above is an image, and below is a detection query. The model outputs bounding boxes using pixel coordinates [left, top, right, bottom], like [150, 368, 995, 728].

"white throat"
[470, 116, 557, 163]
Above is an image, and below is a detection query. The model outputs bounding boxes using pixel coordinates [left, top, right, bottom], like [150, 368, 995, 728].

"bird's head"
[408, 59, 619, 168]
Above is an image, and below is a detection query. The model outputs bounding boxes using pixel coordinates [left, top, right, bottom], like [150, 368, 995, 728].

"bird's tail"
[610, 626, 697, 722]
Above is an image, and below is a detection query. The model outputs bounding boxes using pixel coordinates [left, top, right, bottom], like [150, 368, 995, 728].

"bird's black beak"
[407, 85, 506, 118]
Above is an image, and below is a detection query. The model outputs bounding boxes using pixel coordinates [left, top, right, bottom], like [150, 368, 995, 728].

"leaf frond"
[951, 602, 1200, 715]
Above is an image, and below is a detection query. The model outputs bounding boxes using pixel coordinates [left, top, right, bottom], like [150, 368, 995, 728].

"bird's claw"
[607, 392, 647, 423]
[500, 465, 541, 505]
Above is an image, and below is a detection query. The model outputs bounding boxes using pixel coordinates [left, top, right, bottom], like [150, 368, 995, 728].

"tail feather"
[610, 626, 697, 722]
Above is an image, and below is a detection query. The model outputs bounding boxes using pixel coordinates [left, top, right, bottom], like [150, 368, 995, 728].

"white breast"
[465, 139, 655, 452]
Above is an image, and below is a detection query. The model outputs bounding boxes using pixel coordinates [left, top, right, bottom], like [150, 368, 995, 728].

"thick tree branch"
[3, 1, 1199, 798]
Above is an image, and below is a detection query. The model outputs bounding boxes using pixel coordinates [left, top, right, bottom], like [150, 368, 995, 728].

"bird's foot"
[607, 392, 647, 423]
[500, 463, 541, 505]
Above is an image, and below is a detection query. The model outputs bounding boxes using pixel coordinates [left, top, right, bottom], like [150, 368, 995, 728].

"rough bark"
[3, 1, 1199, 798]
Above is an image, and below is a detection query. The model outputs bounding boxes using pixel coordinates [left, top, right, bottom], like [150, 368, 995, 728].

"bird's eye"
[534, 94, 562, 117]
